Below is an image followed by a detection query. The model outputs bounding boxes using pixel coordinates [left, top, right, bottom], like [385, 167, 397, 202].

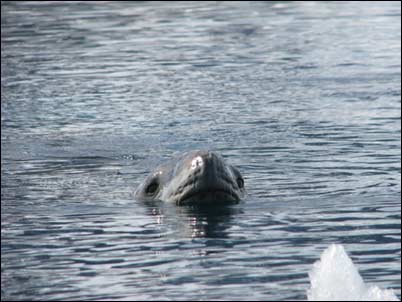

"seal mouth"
[177, 187, 240, 205]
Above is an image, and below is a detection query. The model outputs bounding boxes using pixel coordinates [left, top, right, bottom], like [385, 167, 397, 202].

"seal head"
[135, 150, 245, 205]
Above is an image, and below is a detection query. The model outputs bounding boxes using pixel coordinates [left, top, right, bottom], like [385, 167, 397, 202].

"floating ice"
[307, 244, 399, 301]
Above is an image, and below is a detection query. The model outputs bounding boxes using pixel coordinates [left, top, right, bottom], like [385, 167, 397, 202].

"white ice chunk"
[307, 244, 399, 301]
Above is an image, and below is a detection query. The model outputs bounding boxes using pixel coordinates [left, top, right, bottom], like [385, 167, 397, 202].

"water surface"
[1, 1, 401, 300]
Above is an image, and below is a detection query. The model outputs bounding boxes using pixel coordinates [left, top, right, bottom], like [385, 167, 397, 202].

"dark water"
[1, 1, 400, 300]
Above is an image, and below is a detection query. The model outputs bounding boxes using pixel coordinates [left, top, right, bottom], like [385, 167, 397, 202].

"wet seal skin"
[135, 150, 245, 205]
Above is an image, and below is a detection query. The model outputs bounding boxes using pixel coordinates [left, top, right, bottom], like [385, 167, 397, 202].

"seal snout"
[135, 150, 244, 205]
[188, 151, 223, 183]
[191, 155, 204, 170]
[173, 151, 240, 205]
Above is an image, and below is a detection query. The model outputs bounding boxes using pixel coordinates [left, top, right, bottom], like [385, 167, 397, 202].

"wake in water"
[307, 244, 399, 301]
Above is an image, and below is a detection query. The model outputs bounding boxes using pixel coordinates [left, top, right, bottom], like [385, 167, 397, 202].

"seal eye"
[146, 181, 159, 195]
[237, 177, 244, 189]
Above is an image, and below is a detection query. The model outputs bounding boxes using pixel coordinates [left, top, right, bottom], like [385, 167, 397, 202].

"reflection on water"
[1, 1, 401, 301]
[144, 201, 242, 238]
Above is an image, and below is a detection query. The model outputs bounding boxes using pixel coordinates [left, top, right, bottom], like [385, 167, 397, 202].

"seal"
[135, 150, 245, 205]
